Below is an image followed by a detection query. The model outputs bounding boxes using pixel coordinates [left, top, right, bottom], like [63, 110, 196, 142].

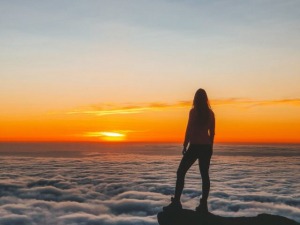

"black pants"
[174, 144, 212, 202]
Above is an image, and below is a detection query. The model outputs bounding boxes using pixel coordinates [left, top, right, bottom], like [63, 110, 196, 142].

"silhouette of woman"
[163, 88, 215, 214]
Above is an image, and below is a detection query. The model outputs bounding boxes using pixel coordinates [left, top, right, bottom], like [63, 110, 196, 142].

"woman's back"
[185, 108, 215, 145]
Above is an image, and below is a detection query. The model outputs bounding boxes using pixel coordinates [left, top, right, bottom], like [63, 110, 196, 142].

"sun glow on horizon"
[84, 131, 126, 142]
[1, 99, 300, 143]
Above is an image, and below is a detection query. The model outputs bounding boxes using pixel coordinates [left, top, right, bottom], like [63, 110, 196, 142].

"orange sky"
[1, 1, 300, 144]
[1, 98, 300, 143]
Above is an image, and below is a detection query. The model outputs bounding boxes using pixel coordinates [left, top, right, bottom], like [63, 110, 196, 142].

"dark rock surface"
[157, 209, 299, 225]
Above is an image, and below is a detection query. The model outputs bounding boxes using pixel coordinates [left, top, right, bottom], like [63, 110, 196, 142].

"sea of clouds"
[0, 143, 299, 225]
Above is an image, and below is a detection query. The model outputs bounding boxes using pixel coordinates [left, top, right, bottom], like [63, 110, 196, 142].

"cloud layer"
[66, 98, 300, 116]
[0, 143, 299, 224]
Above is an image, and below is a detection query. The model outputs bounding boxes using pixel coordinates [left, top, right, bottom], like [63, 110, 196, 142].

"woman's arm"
[209, 111, 215, 145]
[183, 110, 193, 149]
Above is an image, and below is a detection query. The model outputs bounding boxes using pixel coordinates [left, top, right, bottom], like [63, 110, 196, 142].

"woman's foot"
[163, 197, 182, 211]
[195, 198, 208, 214]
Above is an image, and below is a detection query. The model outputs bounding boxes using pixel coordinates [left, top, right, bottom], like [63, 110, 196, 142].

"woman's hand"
[182, 147, 187, 155]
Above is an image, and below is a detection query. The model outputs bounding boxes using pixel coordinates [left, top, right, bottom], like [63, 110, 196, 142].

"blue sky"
[1, 0, 300, 109]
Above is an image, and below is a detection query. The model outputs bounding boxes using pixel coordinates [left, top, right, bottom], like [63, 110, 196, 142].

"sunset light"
[0, 1, 299, 144]
[84, 131, 126, 142]
[1, 1, 300, 225]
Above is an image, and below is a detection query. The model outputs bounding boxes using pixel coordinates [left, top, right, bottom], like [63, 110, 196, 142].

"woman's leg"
[198, 148, 212, 202]
[174, 150, 197, 201]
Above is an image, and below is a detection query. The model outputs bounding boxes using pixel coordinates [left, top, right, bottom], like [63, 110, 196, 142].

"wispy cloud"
[66, 98, 300, 116]
[213, 98, 300, 107]
[67, 101, 191, 116]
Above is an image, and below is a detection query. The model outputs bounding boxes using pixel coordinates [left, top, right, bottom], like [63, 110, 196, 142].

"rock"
[157, 209, 299, 225]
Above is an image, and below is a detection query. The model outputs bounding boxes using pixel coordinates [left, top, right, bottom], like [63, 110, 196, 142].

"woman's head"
[193, 88, 211, 124]
[193, 89, 210, 109]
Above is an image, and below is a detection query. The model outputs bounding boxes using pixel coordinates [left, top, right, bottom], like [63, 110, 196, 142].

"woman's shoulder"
[209, 109, 215, 118]
[189, 108, 196, 115]
[188, 108, 197, 120]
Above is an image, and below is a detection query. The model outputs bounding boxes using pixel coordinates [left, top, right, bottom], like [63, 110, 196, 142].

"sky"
[1, 0, 300, 143]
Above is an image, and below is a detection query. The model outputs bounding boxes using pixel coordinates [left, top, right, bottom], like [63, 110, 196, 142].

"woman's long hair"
[193, 89, 211, 125]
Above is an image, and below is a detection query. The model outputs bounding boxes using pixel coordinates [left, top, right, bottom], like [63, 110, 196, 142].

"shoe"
[195, 198, 208, 214]
[163, 197, 182, 211]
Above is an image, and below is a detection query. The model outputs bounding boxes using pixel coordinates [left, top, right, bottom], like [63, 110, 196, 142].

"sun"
[84, 131, 126, 142]
[99, 132, 126, 141]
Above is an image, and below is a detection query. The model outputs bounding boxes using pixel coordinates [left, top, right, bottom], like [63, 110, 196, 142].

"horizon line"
[0, 141, 300, 145]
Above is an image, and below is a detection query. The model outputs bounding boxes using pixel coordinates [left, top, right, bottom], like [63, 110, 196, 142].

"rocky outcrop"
[157, 209, 299, 225]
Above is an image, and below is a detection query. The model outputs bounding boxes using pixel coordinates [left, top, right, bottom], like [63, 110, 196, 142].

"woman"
[163, 88, 215, 214]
